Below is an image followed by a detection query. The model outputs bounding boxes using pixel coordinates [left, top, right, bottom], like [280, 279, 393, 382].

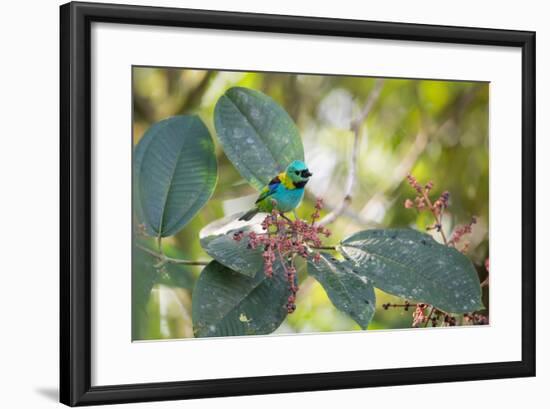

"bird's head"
[285, 160, 312, 187]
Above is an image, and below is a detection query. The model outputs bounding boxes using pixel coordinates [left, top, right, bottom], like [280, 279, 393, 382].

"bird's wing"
[255, 175, 281, 204]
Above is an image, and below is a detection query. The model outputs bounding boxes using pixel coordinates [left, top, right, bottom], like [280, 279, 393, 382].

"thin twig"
[319, 79, 384, 226]
[359, 130, 427, 220]
[135, 243, 210, 266]
[304, 190, 383, 228]
[311, 246, 337, 251]
[421, 190, 448, 245]
[480, 275, 489, 288]
[359, 84, 484, 222]
[280, 213, 293, 223]
[157, 235, 163, 253]
[162, 257, 210, 266]
[383, 303, 416, 308]
[137, 243, 163, 258]
[178, 71, 214, 113]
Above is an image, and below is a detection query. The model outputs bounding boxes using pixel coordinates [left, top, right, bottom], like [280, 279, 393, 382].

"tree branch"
[480, 275, 489, 288]
[318, 79, 384, 226]
[136, 243, 210, 266]
[310, 245, 337, 251]
[359, 84, 484, 221]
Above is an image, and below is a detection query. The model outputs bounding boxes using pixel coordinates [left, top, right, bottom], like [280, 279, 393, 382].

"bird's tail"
[239, 208, 260, 221]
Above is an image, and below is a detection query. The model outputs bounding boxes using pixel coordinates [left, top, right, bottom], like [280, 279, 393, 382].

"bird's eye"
[295, 171, 300, 175]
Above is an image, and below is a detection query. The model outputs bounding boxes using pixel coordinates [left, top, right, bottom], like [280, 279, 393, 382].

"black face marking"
[293, 180, 309, 188]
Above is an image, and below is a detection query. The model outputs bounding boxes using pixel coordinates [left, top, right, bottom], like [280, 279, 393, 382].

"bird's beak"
[304, 170, 312, 177]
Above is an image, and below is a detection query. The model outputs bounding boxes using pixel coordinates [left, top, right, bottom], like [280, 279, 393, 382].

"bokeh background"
[132, 66, 489, 340]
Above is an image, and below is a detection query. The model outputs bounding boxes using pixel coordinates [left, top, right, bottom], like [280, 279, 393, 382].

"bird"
[239, 160, 313, 221]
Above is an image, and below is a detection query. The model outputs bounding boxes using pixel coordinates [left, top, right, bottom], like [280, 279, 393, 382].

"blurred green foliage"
[132, 66, 489, 340]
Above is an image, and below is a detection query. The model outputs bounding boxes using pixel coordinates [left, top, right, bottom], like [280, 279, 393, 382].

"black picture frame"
[60, 1, 536, 406]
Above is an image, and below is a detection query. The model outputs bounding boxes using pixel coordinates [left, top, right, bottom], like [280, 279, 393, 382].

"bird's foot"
[280, 213, 293, 223]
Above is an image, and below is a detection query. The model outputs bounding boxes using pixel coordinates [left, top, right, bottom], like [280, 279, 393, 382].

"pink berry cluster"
[449, 216, 477, 248]
[384, 301, 467, 327]
[411, 303, 428, 327]
[404, 174, 450, 232]
[234, 198, 331, 314]
[404, 174, 478, 249]
[463, 312, 489, 325]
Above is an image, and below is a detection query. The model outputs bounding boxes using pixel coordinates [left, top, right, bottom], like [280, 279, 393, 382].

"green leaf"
[340, 229, 483, 313]
[307, 253, 375, 329]
[192, 261, 288, 337]
[214, 87, 304, 190]
[199, 213, 263, 277]
[134, 115, 217, 237]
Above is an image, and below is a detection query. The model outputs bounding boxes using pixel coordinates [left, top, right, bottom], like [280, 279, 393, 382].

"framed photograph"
[60, 1, 536, 406]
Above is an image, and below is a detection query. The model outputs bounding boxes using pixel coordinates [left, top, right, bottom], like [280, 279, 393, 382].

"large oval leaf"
[307, 253, 375, 329]
[135, 115, 217, 237]
[192, 261, 288, 337]
[214, 87, 304, 190]
[199, 212, 265, 277]
[340, 229, 483, 313]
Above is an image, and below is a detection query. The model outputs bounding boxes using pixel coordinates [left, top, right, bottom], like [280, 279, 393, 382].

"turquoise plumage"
[239, 160, 312, 221]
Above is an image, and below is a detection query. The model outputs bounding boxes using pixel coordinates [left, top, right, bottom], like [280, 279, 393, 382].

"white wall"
[0, 0, 546, 408]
